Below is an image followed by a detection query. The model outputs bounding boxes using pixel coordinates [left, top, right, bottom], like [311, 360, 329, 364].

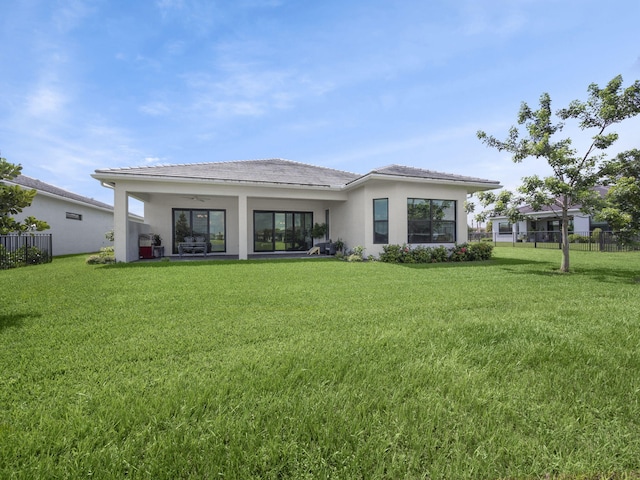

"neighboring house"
[7, 175, 115, 255]
[491, 186, 610, 242]
[91, 159, 501, 262]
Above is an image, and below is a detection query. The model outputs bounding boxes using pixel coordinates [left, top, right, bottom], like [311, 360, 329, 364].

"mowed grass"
[1, 248, 640, 479]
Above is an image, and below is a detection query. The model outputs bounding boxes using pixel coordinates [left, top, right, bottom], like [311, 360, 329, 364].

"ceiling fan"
[182, 195, 206, 202]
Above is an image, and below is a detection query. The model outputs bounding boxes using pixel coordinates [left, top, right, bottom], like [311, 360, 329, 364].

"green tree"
[0, 156, 50, 234]
[175, 212, 190, 242]
[599, 149, 640, 242]
[475, 75, 640, 272]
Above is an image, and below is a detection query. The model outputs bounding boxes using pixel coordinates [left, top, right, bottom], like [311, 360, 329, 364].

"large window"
[373, 198, 388, 244]
[254, 211, 313, 252]
[407, 199, 456, 243]
[498, 222, 512, 234]
[173, 209, 226, 253]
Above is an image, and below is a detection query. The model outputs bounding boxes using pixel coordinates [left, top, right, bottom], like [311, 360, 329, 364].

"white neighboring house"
[92, 159, 501, 262]
[491, 186, 610, 242]
[7, 175, 115, 255]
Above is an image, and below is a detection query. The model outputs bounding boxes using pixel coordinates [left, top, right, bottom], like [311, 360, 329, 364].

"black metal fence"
[0, 234, 53, 269]
[468, 231, 640, 252]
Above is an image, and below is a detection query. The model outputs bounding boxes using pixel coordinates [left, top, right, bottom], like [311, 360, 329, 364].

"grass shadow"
[0, 312, 40, 331]
[572, 266, 640, 285]
[98, 257, 338, 269]
[395, 256, 548, 270]
[508, 264, 640, 285]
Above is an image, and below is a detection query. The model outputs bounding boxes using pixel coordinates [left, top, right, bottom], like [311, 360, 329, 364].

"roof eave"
[344, 172, 502, 192]
[8, 178, 113, 212]
[92, 172, 344, 191]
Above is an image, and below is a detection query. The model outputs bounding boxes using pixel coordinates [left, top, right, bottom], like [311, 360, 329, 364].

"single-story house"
[7, 175, 115, 255]
[491, 186, 610, 242]
[91, 159, 501, 262]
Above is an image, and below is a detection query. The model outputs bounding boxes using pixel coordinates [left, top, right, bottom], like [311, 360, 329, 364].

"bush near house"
[0, 243, 50, 269]
[85, 246, 116, 265]
[379, 242, 493, 264]
[568, 234, 591, 243]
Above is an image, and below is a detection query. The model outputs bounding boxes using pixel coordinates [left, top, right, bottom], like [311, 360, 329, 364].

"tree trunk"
[560, 209, 570, 273]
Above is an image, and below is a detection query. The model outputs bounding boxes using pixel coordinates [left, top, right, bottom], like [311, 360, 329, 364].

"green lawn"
[1, 248, 639, 479]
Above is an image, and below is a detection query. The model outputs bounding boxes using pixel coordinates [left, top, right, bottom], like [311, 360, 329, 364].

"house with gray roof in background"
[7, 175, 115, 256]
[92, 159, 501, 262]
[490, 186, 610, 243]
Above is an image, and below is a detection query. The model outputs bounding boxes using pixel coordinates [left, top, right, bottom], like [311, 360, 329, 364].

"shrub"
[449, 243, 470, 262]
[378, 243, 493, 264]
[568, 234, 590, 243]
[86, 247, 116, 265]
[23, 246, 49, 265]
[591, 228, 603, 242]
[468, 242, 494, 261]
[379, 244, 405, 263]
[0, 244, 50, 269]
[430, 246, 448, 263]
[346, 245, 365, 262]
[410, 245, 431, 263]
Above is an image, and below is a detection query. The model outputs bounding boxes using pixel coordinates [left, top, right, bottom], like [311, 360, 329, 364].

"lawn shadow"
[572, 266, 640, 285]
[397, 256, 547, 270]
[0, 313, 40, 331]
[99, 257, 337, 269]
[509, 265, 640, 285]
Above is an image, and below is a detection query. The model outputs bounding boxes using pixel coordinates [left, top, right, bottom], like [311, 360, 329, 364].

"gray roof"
[517, 186, 609, 214]
[95, 158, 500, 187]
[365, 164, 500, 185]
[8, 175, 113, 210]
[95, 159, 360, 187]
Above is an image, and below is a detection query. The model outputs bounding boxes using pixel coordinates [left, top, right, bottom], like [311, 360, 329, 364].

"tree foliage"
[598, 149, 640, 242]
[474, 75, 640, 272]
[0, 156, 50, 234]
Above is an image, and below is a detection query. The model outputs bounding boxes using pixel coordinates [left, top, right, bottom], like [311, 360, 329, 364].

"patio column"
[238, 194, 248, 260]
[113, 184, 130, 262]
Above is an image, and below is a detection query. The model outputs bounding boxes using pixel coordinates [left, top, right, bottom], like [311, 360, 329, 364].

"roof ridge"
[96, 158, 361, 176]
[97, 158, 284, 172]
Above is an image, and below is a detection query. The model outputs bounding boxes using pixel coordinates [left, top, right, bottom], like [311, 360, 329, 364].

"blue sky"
[2, 0, 640, 209]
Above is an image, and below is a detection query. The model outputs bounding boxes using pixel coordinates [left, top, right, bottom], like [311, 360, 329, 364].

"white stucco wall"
[14, 193, 114, 255]
[348, 180, 469, 258]
[573, 214, 590, 232]
[106, 176, 481, 261]
[137, 181, 348, 256]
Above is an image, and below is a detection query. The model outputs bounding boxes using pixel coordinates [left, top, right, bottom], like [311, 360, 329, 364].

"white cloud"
[155, 0, 220, 35]
[25, 87, 67, 117]
[52, 0, 94, 32]
[139, 101, 171, 116]
[181, 66, 310, 118]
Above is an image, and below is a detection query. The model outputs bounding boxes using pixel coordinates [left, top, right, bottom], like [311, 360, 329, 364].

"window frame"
[407, 198, 456, 244]
[498, 221, 512, 234]
[172, 208, 227, 254]
[253, 210, 314, 252]
[373, 198, 389, 244]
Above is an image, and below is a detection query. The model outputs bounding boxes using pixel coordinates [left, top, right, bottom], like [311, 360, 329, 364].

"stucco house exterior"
[91, 159, 501, 262]
[7, 175, 115, 255]
[491, 186, 610, 242]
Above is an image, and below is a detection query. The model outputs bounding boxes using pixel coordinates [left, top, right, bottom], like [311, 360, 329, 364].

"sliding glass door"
[173, 209, 226, 253]
[254, 211, 313, 252]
